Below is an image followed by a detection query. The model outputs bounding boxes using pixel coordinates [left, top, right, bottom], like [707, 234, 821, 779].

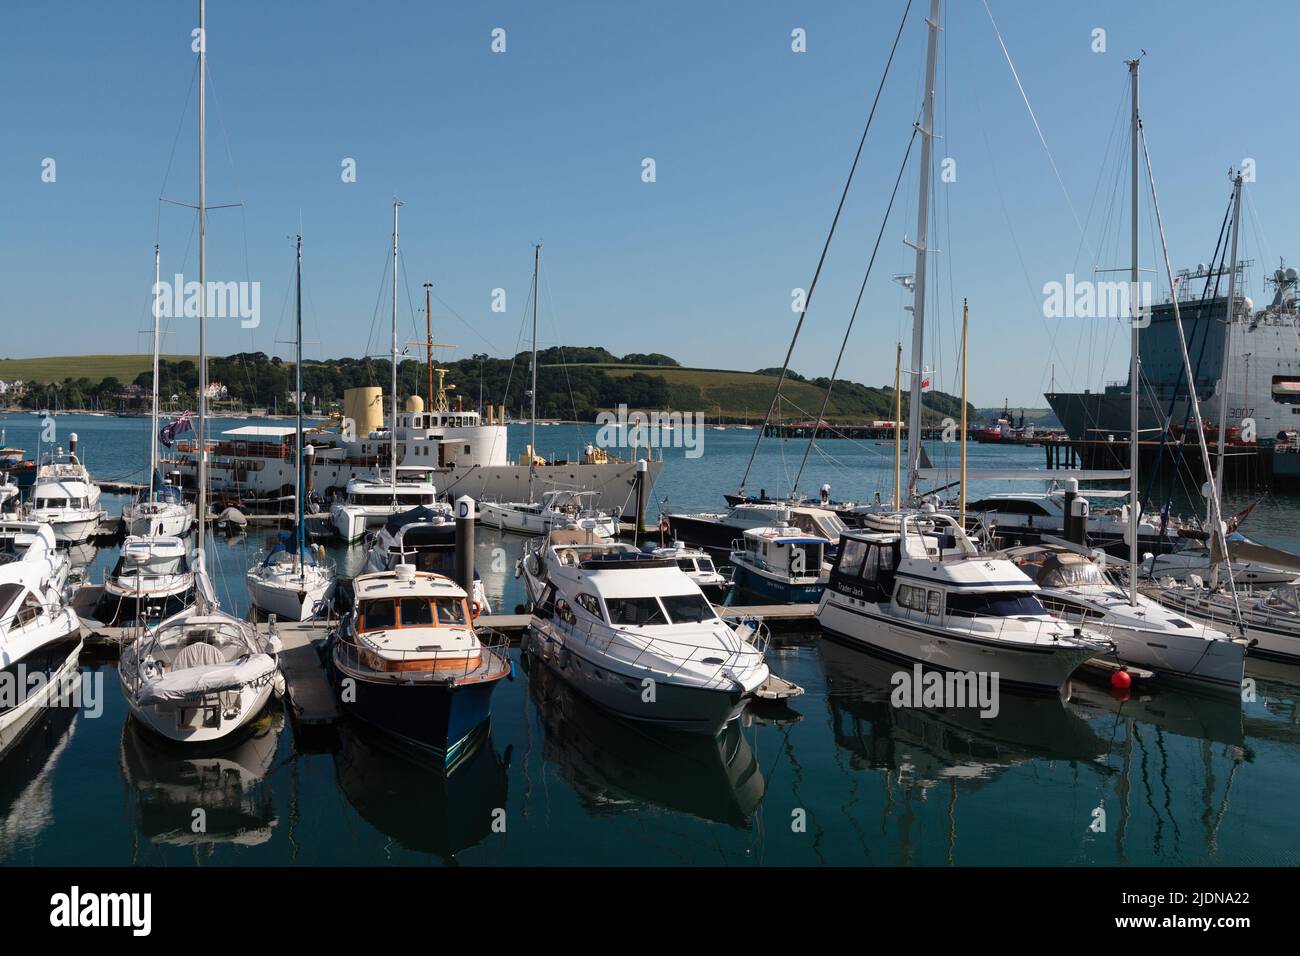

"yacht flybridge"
[29, 437, 104, 545]
[817, 512, 1107, 692]
[523, 529, 772, 733]
[330, 471, 444, 543]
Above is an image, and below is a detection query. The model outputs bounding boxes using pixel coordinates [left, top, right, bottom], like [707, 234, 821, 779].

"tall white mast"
[905, 0, 941, 501]
[1126, 58, 1140, 605]
[150, 244, 161, 504]
[1211, 172, 1244, 587]
[390, 199, 400, 507]
[294, 233, 304, 579]
[528, 243, 540, 502]
[196, 0, 208, 558]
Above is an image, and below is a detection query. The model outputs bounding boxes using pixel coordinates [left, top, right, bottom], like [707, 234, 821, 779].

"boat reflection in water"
[0, 704, 78, 861]
[119, 709, 283, 851]
[820, 636, 1109, 786]
[525, 653, 766, 827]
[334, 718, 508, 861]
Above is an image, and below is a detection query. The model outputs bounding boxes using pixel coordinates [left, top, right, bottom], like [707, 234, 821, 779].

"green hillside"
[0, 355, 196, 382]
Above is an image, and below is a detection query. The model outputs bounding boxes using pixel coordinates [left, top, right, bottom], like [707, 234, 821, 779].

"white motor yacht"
[0, 523, 83, 760]
[641, 541, 731, 601]
[728, 524, 830, 604]
[122, 481, 194, 538]
[29, 437, 104, 544]
[816, 511, 1107, 692]
[479, 489, 617, 538]
[525, 542, 770, 733]
[93, 534, 195, 627]
[330, 470, 443, 543]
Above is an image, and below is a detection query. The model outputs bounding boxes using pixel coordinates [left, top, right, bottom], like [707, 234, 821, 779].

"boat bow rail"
[541, 612, 769, 691]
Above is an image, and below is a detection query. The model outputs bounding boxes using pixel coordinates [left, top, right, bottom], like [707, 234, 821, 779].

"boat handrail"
[548, 612, 766, 689]
[939, 604, 1106, 648]
[332, 624, 511, 681]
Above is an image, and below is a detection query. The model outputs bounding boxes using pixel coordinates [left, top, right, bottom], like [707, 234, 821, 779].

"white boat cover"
[138, 653, 276, 704]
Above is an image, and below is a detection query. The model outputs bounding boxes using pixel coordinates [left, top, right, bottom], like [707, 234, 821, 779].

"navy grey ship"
[1046, 263, 1300, 446]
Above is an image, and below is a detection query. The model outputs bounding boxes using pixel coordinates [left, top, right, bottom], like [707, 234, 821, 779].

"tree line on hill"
[6, 347, 971, 423]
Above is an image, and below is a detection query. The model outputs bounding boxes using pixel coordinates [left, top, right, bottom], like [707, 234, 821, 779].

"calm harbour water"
[3, 412, 1300, 866]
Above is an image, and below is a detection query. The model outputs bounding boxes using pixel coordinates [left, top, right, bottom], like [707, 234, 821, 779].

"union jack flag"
[159, 411, 193, 448]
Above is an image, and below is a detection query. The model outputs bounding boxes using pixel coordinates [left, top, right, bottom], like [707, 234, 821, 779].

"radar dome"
[404, 395, 425, 413]
[1286, 267, 1298, 281]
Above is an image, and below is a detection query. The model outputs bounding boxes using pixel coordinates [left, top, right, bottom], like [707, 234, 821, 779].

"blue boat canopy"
[383, 504, 448, 536]
[262, 530, 317, 567]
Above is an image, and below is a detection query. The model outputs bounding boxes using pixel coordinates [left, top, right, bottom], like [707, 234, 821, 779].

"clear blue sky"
[2, 1, 1296, 408]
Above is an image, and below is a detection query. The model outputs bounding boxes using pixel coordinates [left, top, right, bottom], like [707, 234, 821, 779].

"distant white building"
[0, 381, 26, 396]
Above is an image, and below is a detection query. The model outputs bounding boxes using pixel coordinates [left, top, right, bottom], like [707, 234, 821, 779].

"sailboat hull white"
[246, 571, 335, 622]
[120, 677, 274, 745]
[1106, 625, 1246, 693]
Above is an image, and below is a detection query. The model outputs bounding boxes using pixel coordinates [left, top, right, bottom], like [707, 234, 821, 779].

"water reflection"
[820, 637, 1109, 786]
[525, 656, 766, 827]
[119, 709, 283, 850]
[333, 719, 508, 860]
[0, 705, 78, 860]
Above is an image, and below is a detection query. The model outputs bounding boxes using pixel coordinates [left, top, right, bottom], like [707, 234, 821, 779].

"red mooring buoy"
[1111, 670, 1132, 690]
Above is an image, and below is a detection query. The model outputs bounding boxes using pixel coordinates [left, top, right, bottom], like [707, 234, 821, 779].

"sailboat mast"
[295, 234, 304, 577]
[905, 0, 941, 501]
[424, 281, 434, 409]
[390, 200, 399, 508]
[150, 244, 161, 504]
[960, 299, 968, 526]
[528, 243, 540, 501]
[196, 0, 207, 557]
[1127, 57, 1140, 605]
[893, 342, 902, 510]
[1212, 173, 1244, 586]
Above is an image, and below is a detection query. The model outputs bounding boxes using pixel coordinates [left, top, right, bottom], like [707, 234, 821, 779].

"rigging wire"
[791, 129, 918, 494]
[736, 0, 914, 496]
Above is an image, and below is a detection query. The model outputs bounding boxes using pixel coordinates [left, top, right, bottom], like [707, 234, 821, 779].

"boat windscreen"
[605, 596, 668, 626]
[660, 593, 715, 624]
[947, 592, 1049, 617]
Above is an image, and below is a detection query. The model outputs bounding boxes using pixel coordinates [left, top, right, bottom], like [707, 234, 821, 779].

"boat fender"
[272, 670, 287, 699]
[508, 659, 517, 681]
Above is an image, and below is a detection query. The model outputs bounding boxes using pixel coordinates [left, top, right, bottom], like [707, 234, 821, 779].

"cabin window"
[837, 539, 868, 576]
[660, 593, 715, 624]
[464, 444, 472, 455]
[0, 583, 23, 620]
[897, 585, 927, 612]
[605, 597, 667, 626]
[946, 592, 1049, 617]
[359, 599, 396, 631]
[926, 590, 941, 617]
[434, 598, 468, 626]
[575, 593, 602, 618]
[399, 597, 434, 627]
[675, 558, 698, 573]
[15, 593, 44, 626]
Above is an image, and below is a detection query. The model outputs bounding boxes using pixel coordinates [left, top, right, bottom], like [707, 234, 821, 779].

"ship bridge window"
[606, 596, 667, 626]
[675, 558, 699, 573]
[946, 592, 1049, 618]
[660, 593, 716, 624]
